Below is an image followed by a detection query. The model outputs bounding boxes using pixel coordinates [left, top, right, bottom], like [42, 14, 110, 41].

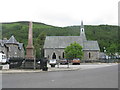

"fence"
[9, 57, 25, 69]
[81, 59, 119, 63]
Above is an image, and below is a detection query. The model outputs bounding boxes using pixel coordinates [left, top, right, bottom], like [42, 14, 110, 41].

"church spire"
[81, 20, 84, 28]
[80, 21, 86, 41]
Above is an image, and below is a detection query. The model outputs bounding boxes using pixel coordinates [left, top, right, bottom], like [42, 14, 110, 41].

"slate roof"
[0, 40, 8, 43]
[0, 40, 8, 46]
[44, 36, 83, 48]
[43, 21, 100, 51]
[83, 41, 100, 50]
[44, 36, 100, 51]
[6, 35, 18, 44]
[0, 36, 24, 49]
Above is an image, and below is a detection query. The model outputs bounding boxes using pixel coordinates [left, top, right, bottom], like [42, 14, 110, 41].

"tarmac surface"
[1, 63, 118, 88]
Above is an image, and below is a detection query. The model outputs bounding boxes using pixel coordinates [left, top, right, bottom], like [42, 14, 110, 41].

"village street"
[2, 63, 118, 88]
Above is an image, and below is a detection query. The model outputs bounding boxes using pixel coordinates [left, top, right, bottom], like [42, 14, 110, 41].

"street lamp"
[103, 47, 109, 63]
[103, 47, 106, 59]
[40, 48, 41, 58]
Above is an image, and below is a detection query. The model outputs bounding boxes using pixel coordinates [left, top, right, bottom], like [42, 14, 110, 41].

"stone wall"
[0, 45, 7, 55]
[44, 48, 100, 60]
[44, 48, 64, 60]
[6, 44, 24, 58]
[83, 50, 99, 60]
[18, 46, 24, 58]
[6, 44, 18, 58]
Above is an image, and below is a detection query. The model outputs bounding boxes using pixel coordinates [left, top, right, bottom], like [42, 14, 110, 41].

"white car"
[0, 53, 7, 64]
[49, 59, 57, 67]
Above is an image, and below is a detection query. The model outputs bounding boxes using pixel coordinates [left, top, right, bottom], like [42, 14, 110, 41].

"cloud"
[0, 0, 119, 26]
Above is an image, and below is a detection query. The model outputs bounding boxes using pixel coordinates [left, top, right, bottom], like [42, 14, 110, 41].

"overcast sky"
[0, 0, 119, 27]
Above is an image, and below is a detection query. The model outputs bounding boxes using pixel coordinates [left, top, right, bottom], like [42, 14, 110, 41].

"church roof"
[44, 36, 83, 48]
[44, 36, 100, 51]
[83, 41, 100, 50]
[44, 21, 100, 51]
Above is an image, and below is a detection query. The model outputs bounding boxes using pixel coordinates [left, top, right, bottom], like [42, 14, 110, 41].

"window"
[48, 55, 49, 59]
[59, 56, 61, 59]
[2, 55, 6, 59]
[9, 47, 11, 52]
[52, 53, 56, 59]
[89, 52, 91, 58]
[15, 52, 17, 54]
[63, 52, 64, 58]
[81, 29, 84, 32]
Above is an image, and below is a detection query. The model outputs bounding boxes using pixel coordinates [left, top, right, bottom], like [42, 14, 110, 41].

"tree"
[34, 32, 46, 59]
[64, 42, 83, 60]
[2, 22, 118, 56]
[107, 43, 118, 56]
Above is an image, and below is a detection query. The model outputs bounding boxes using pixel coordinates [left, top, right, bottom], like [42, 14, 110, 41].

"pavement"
[0, 63, 118, 74]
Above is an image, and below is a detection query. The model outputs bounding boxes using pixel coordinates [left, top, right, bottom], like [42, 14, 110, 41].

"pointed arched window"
[59, 56, 61, 59]
[52, 52, 56, 59]
[63, 52, 64, 58]
[89, 52, 91, 58]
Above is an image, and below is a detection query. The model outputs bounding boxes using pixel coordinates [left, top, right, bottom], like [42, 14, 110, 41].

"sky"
[0, 0, 119, 27]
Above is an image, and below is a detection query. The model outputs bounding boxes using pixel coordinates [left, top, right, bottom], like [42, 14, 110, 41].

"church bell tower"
[80, 21, 86, 41]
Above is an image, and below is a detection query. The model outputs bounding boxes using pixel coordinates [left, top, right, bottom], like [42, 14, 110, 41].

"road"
[2, 64, 118, 88]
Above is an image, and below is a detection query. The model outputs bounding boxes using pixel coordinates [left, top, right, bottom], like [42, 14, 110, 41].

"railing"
[81, 59, 119, 63]
[9, 57, 25, 69]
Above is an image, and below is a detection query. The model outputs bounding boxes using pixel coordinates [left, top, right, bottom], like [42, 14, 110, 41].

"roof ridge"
[46, 36, 81, 37]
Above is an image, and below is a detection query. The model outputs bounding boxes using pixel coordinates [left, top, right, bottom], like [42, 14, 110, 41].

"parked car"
[49, 59, 57, 67]
[72, 58, 80, 65]
[59, 59, 68, 65]
[0, 53, 7, 64]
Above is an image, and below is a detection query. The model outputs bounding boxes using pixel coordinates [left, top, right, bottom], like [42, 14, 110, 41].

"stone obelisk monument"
[26, 21, 34, 59]
[24, 21, 36, 69]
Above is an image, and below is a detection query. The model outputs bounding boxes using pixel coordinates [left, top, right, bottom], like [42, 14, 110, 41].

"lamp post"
[34, 50, 36, 69]
[103, 47, 109, 63]
[103, 47, 106, 63]
[40, 48, 41, 59]
[103, 47, 106, 59]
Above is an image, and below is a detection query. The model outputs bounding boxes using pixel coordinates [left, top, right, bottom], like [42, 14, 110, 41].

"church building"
[44, 21, 100, 61]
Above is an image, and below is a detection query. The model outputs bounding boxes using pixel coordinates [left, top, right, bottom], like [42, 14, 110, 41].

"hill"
[2, 21, 118, 54]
